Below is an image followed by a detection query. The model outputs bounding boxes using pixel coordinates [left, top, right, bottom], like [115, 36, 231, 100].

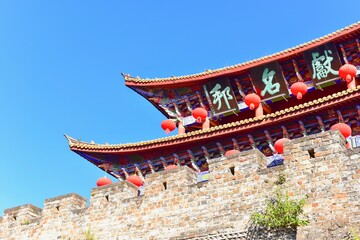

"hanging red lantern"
[165, 165, 178, 171]
[225, 149, 240, 157]
[161, 119, 176, 134]
[290, 82, 308, 100]
[330, 123, 352, 138]
[244, 93, 261, 110]
[96, 176, 112, 187]
[192, 107, 208, 123]
[274, 138, 289, 154]
[126, 175, 144, 187]
[339, 64, 357, 83]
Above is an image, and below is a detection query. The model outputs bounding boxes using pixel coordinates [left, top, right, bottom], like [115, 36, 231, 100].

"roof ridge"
[123, 21, 360, 84]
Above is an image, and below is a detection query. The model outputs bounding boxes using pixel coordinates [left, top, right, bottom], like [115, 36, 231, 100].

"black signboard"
[303, 43, 342, 85]
[203, 77, 239, 115]
[250, 61, 289, 101]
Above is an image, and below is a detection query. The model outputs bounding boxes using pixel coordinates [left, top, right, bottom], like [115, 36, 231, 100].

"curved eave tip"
[121, 73, 131, 81]
[64, 134, 77, 147]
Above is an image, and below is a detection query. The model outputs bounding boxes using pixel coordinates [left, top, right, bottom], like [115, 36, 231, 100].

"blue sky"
[0, 1, 358, 214]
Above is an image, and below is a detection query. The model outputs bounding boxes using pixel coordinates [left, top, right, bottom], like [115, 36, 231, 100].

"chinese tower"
[66, 22, 360, 180]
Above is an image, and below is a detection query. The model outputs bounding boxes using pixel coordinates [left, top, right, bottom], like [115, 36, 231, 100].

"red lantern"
[339, 64, 357, 83]
[290, 82, 308, 100]
[96, 176, 112, 187]
[126, 175, 144, 187]
[225, 149, 240, 157]
[274, 138, 289, 154]
[244, 93, 261, 110]
[192, 107, 208, 123]
[161, 119, 176, 134]
[330, 123, 352, 138]
[165, 165, 178, 171]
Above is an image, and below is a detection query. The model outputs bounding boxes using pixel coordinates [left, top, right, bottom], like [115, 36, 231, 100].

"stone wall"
[0, 131, 359, 240]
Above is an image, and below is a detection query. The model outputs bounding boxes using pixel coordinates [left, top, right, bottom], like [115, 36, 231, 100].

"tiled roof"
[123, 21, 360, 86]
[66, 86, 360, 152]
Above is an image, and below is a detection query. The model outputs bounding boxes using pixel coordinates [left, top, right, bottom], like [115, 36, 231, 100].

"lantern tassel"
[165, 129, 170, 134]
[196, 117, 202, 123]
[297, 92, 303, 100]
[346, 74, 352, 83]
[250, 103, 255, 110]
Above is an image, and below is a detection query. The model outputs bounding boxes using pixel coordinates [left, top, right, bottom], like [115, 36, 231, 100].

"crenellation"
[90, 180, 138, 204]
[43, 193, 86, 216]
[0, 131, 359, 239]
[145, 166, 198, 195]
[208, 149, 267, 184]
[3, 204, 42, 225]
[1, 204, 42, 240]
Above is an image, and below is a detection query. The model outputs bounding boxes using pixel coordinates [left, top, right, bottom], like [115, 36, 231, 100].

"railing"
[349, 135, 360, 148]
[267, 154, 284, 168]
[197, 171, 209, 182]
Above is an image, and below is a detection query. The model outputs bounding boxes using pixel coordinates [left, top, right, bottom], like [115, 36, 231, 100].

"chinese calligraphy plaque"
[250, 61, 289, 100]
[303, 43, 342, 85]
[203, 77, 239, 115]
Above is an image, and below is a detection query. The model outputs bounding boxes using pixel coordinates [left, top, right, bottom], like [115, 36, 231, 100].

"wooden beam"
[247, 134, 256, 149]
[231, 138, 240, 151]
[336, 110, 344, 123]
[298, 121, 307, 136]
[264, 130, 273, 145]
[339, 44, 349, 64]
[281, 125, 289, 138]
[201, 146, 210, 161]
[292, 59, 304, 82]
[316, 116, 325, 132]
[216, 142, 225, 156]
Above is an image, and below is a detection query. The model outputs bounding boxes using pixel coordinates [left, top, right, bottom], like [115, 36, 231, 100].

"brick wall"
[0, 131, 359, 240]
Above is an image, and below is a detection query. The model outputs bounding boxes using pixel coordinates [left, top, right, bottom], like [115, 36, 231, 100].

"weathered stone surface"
[0, 131, 359, 239]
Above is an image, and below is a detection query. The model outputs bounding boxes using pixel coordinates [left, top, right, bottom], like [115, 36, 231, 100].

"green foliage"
[20, 219, 31, 225]
[251, 190, 309, 229]
[349, 228, 360, 240]
[84, 227, 97, 240]
[275, 173, 286, 185]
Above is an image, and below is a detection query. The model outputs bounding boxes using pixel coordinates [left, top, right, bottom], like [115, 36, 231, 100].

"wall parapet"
[0, 131, 359, 239]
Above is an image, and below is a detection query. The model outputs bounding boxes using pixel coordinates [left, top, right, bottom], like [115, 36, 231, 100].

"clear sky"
[0, 1, 358, 214]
